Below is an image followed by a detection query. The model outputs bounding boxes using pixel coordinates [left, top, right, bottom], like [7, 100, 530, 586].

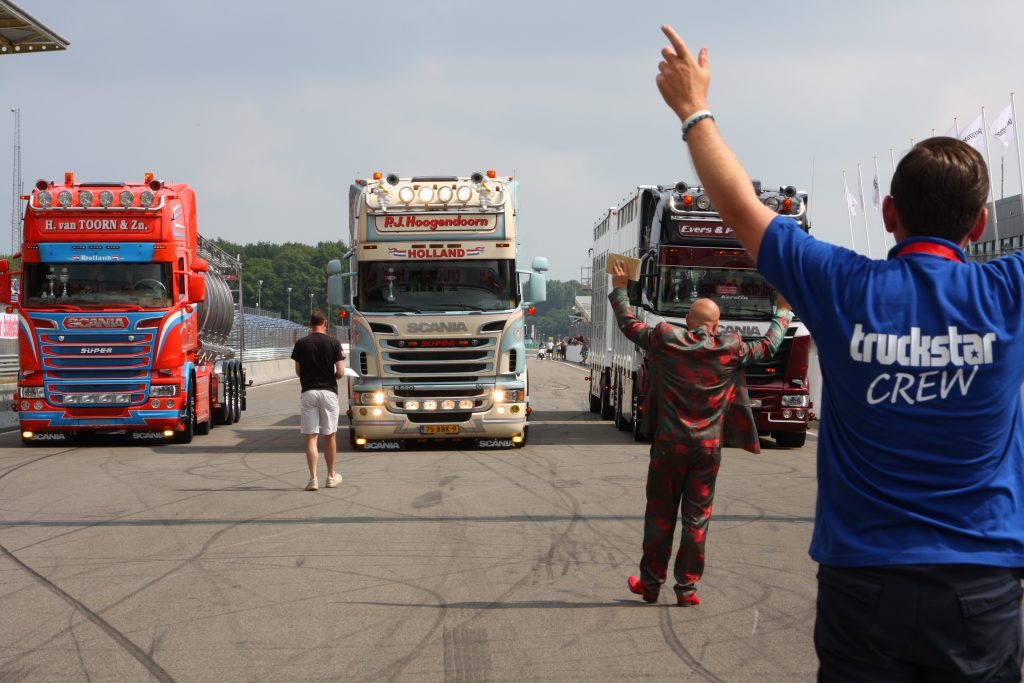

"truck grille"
[389, 362, 489, 375]
[37, 329, 156, 398]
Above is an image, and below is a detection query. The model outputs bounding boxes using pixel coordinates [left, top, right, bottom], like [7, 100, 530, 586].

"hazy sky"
[3, 1, 1023, 283]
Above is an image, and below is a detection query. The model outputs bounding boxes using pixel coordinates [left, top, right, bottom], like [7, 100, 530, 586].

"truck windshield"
[22, 262, 174, 307]
[360, 259, 516, 312]
[656, 266, 776, 320]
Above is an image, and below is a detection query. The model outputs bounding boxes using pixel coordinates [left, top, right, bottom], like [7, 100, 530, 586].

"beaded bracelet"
[681, 109, 715, 141]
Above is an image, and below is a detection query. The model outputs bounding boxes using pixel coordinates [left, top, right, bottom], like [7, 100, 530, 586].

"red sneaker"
[677, 594, 700, 607]
[628, 576, 658, 603]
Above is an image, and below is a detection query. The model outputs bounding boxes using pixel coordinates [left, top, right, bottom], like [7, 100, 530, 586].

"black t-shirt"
[290, 332, 345, 393]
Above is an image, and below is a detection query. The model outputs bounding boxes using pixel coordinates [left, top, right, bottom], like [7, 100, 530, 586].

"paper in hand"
[605, 253, 641, 281]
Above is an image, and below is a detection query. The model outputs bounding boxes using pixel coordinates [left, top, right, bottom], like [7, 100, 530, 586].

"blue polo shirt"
[759, 216, 1024, 567]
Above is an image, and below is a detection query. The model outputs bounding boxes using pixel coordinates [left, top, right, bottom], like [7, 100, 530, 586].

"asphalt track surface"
[0, 358, 821, 681]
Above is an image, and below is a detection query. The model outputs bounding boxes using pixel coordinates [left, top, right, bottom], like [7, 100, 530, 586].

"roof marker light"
[486, 169, 496, 179]
[64, 172, 74, 185]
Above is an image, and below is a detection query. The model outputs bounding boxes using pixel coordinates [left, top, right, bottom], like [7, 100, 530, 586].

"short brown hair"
[890, 137, 989, 242]
[309, 309, 326, 327]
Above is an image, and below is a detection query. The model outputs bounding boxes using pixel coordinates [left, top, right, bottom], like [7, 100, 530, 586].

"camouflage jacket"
[609, 288, 792, 453]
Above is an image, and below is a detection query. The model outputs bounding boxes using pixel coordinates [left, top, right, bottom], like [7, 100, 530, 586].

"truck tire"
[229, 362, 242, 424]
[774, 431, 806, 448]
[588, 388, 600, 414]
[600, 373, 614, 420]
[614, 382, 630, 431]
[174, 381, 196, 444]
[214, 371, 232, 425]
[513, 426, 529, 448]
[631, 386, 650, 442]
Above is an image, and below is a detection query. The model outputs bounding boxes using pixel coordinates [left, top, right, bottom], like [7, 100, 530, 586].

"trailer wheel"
[230, 362, 242, 423]
[614, 381, 630, 431]
[600, 373, 614, 420]
[214, 371, 232, 425]
[588, 389, 600, 414]
[774, 431, 806, 448]
[174, 381, 196, 444]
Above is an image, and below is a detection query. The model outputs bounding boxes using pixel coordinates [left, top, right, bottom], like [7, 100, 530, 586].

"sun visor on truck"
[38, 243, 157, 262]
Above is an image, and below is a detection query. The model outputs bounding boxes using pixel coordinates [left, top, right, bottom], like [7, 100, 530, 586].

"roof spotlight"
[456, 185, 473, 202]
[119, 190, 134, 207]
[78, 190, 94, 207]
[99, 190, 114, 207]
[57, 190, 72, 207]
[437, 186, 454, 203]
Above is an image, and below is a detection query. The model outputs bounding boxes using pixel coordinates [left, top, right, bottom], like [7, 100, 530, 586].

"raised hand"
[656, 25, 711, 124]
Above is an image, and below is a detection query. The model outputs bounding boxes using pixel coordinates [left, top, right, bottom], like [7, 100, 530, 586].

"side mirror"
[531, 256, 549, 272]
[188, 273, 206, 303]
[191, 258, 208, 273]
[0, 274, 10, 305]
[327, 259, 343, 276]
[527, 272, 547, 305]
[328, 273, 353, 309]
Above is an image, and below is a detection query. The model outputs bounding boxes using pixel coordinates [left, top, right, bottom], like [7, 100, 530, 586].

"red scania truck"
[0, 172, 247, 445]
[587, 181, 812, 447]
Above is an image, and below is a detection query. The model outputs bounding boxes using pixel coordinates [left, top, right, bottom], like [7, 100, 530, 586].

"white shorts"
[299, 389, 340, 436]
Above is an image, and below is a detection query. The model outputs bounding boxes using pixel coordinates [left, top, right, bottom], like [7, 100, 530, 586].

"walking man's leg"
[673, 448, 720, 603]
[304, 434, 320, 489]
[322, 390, 343, 488]
[635, 441, 685, 598]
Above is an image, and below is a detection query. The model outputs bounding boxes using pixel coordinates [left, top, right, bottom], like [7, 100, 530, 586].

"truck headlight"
[492, 389, 522, 403]
[150, 385, 178, 397]
[781, 395, 809, 408]
[405, 400, 420, 410]
[20, 387, 44, 399]
[373, 391, 385, 405]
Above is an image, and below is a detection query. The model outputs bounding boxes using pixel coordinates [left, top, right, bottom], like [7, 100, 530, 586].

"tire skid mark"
[658, 608, 726, 682]
[0, 542, 176, 682]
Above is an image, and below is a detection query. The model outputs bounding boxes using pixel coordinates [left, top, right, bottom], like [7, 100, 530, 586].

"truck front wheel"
[174, 382, 196, 445]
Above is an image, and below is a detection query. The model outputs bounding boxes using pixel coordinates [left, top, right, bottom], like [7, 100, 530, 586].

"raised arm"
[656, 25, 777, 262]
[736, 293, 793, 366]
[608, 261, 661, 352]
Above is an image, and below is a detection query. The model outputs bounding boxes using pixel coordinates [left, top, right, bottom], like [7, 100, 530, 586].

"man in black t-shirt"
[290, 309, 346, 491]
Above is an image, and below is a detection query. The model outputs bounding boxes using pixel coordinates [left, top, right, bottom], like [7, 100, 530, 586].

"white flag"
[872, 167, 882, 209]
[959, 114, 985, 152]
[844, 178, 858, 216]
[990, 104, 1014, 149]
[943, 126, 957, 138]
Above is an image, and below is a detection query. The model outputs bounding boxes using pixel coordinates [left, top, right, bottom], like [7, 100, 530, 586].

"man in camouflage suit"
[609, 261, 792, 605]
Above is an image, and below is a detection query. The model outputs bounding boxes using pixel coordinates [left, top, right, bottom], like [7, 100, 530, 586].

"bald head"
[686, 298, 720, 334]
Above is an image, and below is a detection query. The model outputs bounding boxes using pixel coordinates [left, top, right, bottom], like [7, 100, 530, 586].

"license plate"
[420, 425, 459, 435]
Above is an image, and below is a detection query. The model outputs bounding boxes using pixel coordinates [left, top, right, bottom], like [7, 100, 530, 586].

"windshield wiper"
[33, 303, 82, 311]
[432, 304, 487, 313]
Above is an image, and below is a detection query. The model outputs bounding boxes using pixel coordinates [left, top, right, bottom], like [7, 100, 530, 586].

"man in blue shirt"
[656, 24, 1024, 682]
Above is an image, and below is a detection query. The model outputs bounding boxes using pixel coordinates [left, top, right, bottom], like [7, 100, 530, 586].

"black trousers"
[815, 564, 1023, 682]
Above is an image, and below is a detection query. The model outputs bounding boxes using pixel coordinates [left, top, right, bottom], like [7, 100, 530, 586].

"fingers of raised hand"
[661, 24, 689, 59]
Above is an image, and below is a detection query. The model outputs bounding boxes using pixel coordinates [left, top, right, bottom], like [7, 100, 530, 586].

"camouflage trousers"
[638, 439, 721, 599]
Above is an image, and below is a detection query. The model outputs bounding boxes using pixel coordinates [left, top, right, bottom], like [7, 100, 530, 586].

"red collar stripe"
[893, 242, 965, 263]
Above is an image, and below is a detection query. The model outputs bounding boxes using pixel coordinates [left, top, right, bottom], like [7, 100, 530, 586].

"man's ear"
[968, 208, 988, 242]
[882, 196, 899, 235]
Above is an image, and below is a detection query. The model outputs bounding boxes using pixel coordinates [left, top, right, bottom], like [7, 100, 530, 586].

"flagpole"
[981, 105, 1000, 246]
[874, 156, 889, 250]
[889, 148, 896, 172]
[1012, 92, 1024, 208]
[843, 170, 856, 252]
[954, 115, 959, 136]
[808, 156, 815, 227]
[857, 163, 872, 258]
